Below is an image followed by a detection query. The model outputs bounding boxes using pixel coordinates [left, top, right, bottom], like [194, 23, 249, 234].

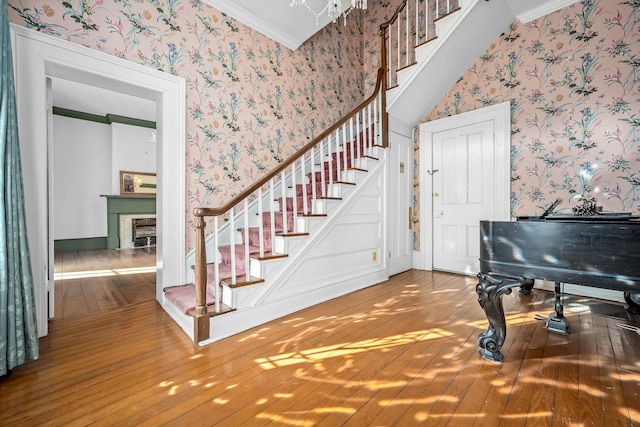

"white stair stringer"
[386, 0, 515, 127]
[199, 152, 388, 345]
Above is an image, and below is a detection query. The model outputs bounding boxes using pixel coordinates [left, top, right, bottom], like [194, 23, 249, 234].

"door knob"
[434, 192, 439, 197]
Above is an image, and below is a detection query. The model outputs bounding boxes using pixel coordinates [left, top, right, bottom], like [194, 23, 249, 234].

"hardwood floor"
[53, 247, 156, 319]
[1, 269, 639, 425]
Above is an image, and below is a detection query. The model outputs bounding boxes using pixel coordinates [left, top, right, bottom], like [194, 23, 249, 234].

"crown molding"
[205, 0, 303, 50]
[53, 107, 156, 129]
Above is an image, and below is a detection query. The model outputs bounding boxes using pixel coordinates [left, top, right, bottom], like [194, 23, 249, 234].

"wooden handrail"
[380, 0, 408, 32]
[193, 67, 386, 219]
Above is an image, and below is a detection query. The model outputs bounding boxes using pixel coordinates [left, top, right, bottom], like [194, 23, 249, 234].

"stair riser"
[295, 216, 326, 234]
[435, 10, 458, 35]
[249, 256, 287, 281]
[221, 283, 260, 308]
[273, 234, 307, 255]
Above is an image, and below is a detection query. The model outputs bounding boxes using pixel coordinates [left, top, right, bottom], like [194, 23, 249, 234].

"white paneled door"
[420, 102, 511, 275]
[432, 120, 494, 274]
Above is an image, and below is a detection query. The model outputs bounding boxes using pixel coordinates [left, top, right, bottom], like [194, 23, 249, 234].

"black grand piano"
[476, 211, 640, 362]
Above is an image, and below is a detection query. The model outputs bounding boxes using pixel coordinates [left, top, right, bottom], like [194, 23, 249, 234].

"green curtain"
[1, 0, 40, 377]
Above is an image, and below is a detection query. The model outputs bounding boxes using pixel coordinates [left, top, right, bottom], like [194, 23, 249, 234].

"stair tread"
[275, 232, 309, 237]
[334, 181, 356, 185]
[187, 302, 235, 317]
[298, 213, 327, 217]
[416, 36, 438, 49]
[221, 275, 265, 289]
[397, 61, 417, 73]
[250, 252, 288, 261]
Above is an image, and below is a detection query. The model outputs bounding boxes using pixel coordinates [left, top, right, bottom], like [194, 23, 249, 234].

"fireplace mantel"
[100, 195, 156, 249]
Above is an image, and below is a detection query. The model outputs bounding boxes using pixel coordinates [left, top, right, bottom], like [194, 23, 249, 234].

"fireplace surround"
[101, 195, 156, 249]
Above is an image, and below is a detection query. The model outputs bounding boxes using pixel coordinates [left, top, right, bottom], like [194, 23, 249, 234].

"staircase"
[161, 0, 521, 345]
[163, 71, 389, 344]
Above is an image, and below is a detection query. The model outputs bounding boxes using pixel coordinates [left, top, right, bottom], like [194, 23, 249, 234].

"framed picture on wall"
[120, 171, 156, 195]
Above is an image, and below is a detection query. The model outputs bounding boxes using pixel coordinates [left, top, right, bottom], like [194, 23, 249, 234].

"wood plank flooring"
[53, 248, 156, 319]
[1, 268, 639, 426]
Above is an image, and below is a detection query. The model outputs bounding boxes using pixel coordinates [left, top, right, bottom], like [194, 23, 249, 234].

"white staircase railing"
[382, 0, 460, 89]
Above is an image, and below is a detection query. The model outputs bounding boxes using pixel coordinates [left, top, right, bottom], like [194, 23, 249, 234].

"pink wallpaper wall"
[8, 0, 370, 250]
[10, 0, 639, 255]
[414, 0, 640, 249]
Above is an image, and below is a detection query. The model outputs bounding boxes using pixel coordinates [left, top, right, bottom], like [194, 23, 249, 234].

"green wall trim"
[53, 107, 156, 129]
[54, 237, 107, 253]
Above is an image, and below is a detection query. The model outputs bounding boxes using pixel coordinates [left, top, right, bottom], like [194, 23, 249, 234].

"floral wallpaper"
[8, 0, 374, 251]
[10, 0, 638, 257]
[414, 0, 640, 249]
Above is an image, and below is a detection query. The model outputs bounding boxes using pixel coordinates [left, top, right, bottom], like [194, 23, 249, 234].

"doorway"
[11, 25, 186, 336]
[419, 102, 511, 274]
[50, 78, 159, 318]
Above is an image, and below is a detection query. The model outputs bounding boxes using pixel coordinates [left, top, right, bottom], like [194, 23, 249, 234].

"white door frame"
[11, 25, 186, 336]
[419, 102, 511, 271]
[387, 117, 414, 276]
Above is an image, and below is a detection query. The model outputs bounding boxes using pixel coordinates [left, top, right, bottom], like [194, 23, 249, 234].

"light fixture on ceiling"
[290, 0, 367, 25]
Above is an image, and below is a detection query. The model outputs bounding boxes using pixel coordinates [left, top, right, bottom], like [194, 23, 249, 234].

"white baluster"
[229, 206, 236, 285]
[301, 152, 308, 215]
[291, 162, 298, 228]
[243, 198, 250, 281]
[269, 179, 275, 253]
[280, 171, 287, 233]
[213, 216, 220, 313]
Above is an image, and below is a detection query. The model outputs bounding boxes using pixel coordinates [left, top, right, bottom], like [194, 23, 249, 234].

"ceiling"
[206, 0, 355, 51]
[52, 78, 157, 123]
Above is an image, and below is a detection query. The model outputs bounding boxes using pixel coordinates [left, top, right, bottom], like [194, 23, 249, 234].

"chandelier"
[290, 0, 367, 25]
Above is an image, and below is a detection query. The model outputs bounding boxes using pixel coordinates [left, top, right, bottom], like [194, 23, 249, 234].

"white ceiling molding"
[205, 0, 353, 51]
[512, 0, 582, 23]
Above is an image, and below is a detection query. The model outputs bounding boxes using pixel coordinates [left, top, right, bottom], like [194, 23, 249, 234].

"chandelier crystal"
[290, 0, 367, 25]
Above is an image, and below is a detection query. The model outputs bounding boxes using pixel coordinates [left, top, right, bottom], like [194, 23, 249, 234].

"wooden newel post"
[194, 215, 207, 315]
[193, 213, 210, 343]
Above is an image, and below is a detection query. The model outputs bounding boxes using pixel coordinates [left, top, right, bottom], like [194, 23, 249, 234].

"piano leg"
[544, 282, 570, 334]
[476, 273, 524, 363]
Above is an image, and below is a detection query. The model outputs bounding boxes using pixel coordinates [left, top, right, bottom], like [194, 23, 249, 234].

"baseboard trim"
[412, 250, 426, 270]
[534, 280, 625, 303]
[54, 237, 107, 253]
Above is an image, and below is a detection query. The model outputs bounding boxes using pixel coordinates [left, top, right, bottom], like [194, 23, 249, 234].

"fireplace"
[119, 214, 156, 249]
[101, 195, 156, 250]
[132, 217, 157, 247]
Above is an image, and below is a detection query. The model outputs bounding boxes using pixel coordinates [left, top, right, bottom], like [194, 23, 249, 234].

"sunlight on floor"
[54, 266, 156, 280]
[255, 328, 454, 370]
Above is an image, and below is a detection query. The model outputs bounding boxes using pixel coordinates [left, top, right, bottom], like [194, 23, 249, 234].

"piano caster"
[550, 282, 570, 334]
[624, 292, 640, 314]
[543, 313, 570, 334]
[535, 281, 570, 334]
[519, 278, 535, 296]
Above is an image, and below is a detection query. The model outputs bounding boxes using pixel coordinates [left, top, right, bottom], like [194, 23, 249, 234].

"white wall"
[111, 123, 157, 194]
[53, 116, 111, 239]
[53, 117, 157, 240]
